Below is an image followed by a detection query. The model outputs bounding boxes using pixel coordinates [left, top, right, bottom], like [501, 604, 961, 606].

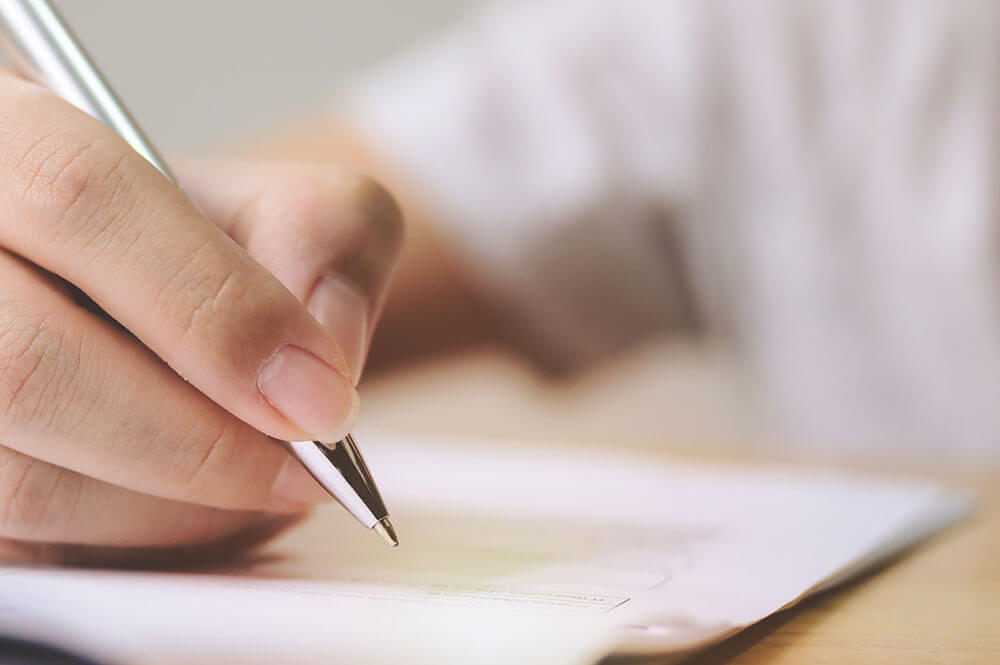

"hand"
[0, 72, 403, 565]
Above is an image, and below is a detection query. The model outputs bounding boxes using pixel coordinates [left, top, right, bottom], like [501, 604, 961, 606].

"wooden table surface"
[360, 343, 1000, 664]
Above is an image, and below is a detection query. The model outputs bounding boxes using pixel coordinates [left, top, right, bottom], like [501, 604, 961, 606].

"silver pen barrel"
[0, 0, 173, 181]
[0, 0, 397, 547]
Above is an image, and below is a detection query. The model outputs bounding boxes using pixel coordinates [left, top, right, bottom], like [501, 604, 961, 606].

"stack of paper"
[0, 435, 970, 664]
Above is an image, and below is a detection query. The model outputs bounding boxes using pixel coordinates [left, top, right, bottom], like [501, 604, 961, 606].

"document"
[0, 434, 971, 665]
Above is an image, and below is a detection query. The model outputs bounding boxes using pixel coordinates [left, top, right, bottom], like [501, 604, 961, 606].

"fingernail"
[258, 345, 360, 442]
[271, 455, 333, 505]
[307, 275, 369, 384]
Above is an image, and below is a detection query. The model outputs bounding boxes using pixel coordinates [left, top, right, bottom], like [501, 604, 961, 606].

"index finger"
[0, 72, 358, 443]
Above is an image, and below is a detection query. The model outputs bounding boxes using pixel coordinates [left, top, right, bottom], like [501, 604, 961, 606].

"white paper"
[0, 435, 971, 664]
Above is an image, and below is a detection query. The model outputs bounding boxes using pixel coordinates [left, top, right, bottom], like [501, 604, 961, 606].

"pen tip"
[373, 517, 398, 548]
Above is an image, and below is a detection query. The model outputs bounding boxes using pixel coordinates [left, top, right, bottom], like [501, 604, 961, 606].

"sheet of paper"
[0, 434, 971, 664]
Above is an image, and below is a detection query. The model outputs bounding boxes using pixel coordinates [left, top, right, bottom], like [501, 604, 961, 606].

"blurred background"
[45, 0, 760, 459]
[55, 1, 482, 151]
[43, 1, 1000, 473]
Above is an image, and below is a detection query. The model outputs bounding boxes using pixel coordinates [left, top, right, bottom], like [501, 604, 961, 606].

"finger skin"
[177, 161, 405, 380]
[0, 72, 355, 443]
[0, 512, 302, 567]
[0, 248, 329, 512]
[179, 161, 404, 303]
[0, 445, 296, 548]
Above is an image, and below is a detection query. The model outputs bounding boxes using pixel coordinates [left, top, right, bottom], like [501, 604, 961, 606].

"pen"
[0, 0, 397, 548]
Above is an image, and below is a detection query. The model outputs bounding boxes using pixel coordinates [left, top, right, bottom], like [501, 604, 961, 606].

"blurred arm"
[254, 0, 1000, 464]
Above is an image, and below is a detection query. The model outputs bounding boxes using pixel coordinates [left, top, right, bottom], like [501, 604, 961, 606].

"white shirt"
[345, 0, 1000, 464]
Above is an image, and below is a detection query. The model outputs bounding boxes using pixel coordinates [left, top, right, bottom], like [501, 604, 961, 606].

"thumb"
[178, 161, 404, 384]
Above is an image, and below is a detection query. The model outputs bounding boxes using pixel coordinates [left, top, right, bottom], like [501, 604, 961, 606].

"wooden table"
[360, 342, 1000, 664]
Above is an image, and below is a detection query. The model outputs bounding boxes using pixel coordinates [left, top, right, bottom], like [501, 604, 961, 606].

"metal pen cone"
[287, 435, 392, 535]
[373, 517, 398, 548]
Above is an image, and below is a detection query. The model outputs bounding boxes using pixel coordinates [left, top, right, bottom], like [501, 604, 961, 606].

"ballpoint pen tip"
[373, 517, 398, 548]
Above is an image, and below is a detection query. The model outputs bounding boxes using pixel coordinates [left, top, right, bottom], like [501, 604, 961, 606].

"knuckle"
[164, 254, 288, 364]
[174, 261, 252, 342]
[176, 261, 246, 341]
[10, 127, 129, 245]
[168, 418, 237, 502]
[0, 452, 61, 539]
[0, 303, 69, 433]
